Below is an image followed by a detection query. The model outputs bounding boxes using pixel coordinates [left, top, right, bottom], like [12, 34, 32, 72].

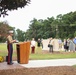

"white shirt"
[31, 40, 36, 47]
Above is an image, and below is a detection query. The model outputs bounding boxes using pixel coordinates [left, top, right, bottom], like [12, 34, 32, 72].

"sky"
[0, 0, 76, 32]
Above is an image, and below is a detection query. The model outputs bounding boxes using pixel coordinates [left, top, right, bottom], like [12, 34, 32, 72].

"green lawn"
[30, 52, 76, 60]
[0, 43, 16, 56]
[0, 43, 76, 60]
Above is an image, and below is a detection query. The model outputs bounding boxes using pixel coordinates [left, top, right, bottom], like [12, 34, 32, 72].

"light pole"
[56, 26, 58, 38]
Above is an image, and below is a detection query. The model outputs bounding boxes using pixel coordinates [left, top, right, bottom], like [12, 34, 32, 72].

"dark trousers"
[7, 44, 13, 64]
[49, 45, 53, 53]
[75, 44, 76, 51]
[31, 46, 35, 53]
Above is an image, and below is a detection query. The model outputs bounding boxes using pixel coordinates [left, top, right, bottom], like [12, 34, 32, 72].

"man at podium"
[7, 30, 16, 65]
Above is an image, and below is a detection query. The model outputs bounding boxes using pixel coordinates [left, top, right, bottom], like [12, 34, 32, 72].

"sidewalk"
[14, 58, 76, 68]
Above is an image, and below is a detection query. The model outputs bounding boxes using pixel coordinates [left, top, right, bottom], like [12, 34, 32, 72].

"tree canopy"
[0, 22, 26, 42]
[0, 0, 30, 17]
[0, 11, 76, 42]
[25, 11, 76, 40]
[0, 21, 14, 42]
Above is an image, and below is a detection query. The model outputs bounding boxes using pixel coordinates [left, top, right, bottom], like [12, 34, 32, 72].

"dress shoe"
[7, 62, 14, 65]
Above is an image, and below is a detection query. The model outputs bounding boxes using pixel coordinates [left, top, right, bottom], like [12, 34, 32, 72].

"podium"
[16, 42, 30, 64]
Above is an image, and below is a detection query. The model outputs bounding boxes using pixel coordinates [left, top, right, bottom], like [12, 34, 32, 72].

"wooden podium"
[16, 42, 30, 64]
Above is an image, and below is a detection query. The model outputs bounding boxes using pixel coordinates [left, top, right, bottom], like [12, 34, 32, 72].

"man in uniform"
[7, 31, 16, 65]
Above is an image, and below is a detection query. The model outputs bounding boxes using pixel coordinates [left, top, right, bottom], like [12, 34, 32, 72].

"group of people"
[48, 37, 76, 53]
[6, 30, 76, 65]
[30, 38, 43, 53]
[63, 37, 76, 52]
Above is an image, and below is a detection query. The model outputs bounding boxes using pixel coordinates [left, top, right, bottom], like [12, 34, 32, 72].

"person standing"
[63, 39, 68, 52]
[37, 38, 41, 47]
[58, 38, 62, 50]
[31, 38, 36, 53]
[41, 38, 43, 48]
[7, 31, 16, 65]
[69, 38, 75, 52]
[48, 38, 54, 53]
[73, 36, 76, 51]
[36, 38, 42, 53]
[67, 38, 70, 51]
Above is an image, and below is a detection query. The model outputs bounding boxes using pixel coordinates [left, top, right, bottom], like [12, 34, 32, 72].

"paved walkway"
[14, 58, 76, 68]
[0, 58, 76, 70]
[0, 62, 24, 70]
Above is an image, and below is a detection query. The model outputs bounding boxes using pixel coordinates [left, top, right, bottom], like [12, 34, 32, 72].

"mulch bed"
[0, 65, 76, 75]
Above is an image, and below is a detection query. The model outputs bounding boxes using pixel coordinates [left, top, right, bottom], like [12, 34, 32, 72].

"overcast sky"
[0, 0, 76, 31]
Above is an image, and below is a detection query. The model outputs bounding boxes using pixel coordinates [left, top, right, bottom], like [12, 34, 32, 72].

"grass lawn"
[30, 52, 76, 60]
[0, 43, 76, 60]
[0, 43, 17, 59]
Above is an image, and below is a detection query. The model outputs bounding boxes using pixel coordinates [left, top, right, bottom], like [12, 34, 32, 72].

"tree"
[0, 21, 14, 42]
[16, 29, 26, 41]
[0, 0, 30, 17]
[0, 21, 13, 37]
[25, 11, 76, 39]
[74, 31, 76, 37]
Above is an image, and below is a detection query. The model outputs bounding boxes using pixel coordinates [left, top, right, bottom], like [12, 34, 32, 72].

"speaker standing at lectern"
[7, 30, 16, 65]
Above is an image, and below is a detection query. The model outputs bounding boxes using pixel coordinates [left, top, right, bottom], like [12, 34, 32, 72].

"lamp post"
[56, 26, 58, 38]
